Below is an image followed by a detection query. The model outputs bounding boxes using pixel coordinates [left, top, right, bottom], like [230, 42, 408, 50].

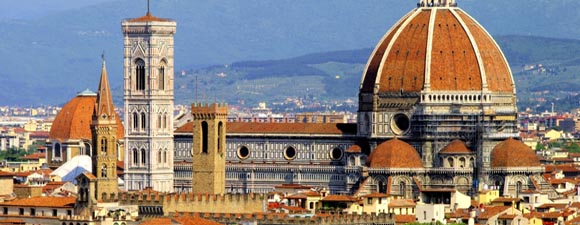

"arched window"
[163, 114, 167, 129]
[163, 150, 167, 163]
[132, 149, 138, 165]
[399, 182, 406, 197]
[448, 158, 454, 168]
[157, 150, 162, 163]
[101, 138, 107, 154]
[158, 60, 166, 90]
[459, 157, 466, 168]
[101, 164, 107, 178]
[141, 149, 146, 164]
[133, 112, 138, 130]
[516, 181, 523, 197]
[201, 121, 208, 153]
[54, 143, 62, 158]
[217, 121, 223, 153]
[135, 59, 145, 90]
[141, 112, 146, 130]
[157, 115, 162, 129]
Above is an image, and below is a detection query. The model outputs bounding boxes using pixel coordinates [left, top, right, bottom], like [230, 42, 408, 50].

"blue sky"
[0, 0, 117, 19]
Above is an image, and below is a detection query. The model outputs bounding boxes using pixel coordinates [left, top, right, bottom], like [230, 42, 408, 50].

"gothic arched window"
[201, 121, 208, 154]
[141, 149, 146, 164]
[132, 149, 138, 165]
[163, 150, 167, 163]
[157, 150, 162, 164]
[158, 60, 166, 90]
[135, 59, 145, 90]
[133, 112, 138, 130]
[101, 138, 107, 154]
[141, 112, 146, 130]
[399, 182, 406, 197]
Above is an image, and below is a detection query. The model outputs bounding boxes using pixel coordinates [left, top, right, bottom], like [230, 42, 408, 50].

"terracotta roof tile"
[0, 196, 75, 208]
[362, 8, 513, 94]
[49, 95, 123, 140]
[127, 12, 172, 23]
[439, 140, 472, 154]
[20, 152, 45, 160]
[346, 144, 362, 153]
[362, 192, 389, 198]
[368, 138, 423, 168]
[321, 195, 358, 202]
[478, 206, 510, 219]
[0, 171, 14, 177]
[395, 214, 416, 223]
[491, 138, 540, 167]
[389, 199, 416, 207]
[176, 122, 356, 135]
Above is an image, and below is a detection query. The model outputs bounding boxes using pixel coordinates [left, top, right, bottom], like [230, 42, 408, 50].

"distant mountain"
[174, 35, 580, 113]
[0, 0, 579, 106]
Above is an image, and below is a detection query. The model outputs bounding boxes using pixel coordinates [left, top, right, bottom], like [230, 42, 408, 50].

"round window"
[391, 113, 410, 135]
[237, 146, 249, 159]
[284, 146, 296, 160]
[329, 147, 343, 160]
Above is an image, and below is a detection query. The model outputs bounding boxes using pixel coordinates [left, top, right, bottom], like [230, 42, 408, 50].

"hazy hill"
[175, 35, 580, 113]
[0, 0, 579, 106]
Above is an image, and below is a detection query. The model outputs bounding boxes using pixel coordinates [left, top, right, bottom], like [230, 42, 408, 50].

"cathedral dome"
[49, 91, 124, 141]
[439, 139, 471, 154]
[491, 138, 540, 168]
[360, 4, 514, 95]
[368, 138, 422, 168]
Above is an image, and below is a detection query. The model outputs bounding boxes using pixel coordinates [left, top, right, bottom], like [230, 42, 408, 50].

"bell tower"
[191, 103, 228, 194]
[122, 11, 176, 192]
[91, 58, 119, 201]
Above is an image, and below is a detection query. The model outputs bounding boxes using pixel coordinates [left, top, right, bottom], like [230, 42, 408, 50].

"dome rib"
[361, 10, 415, 93]
[455, 10, 514, 93]
[360, 7, 514, 95]
[377, 10, 429, 93]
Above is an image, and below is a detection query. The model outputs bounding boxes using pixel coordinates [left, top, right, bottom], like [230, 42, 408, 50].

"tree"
[535, 142, 546, 151]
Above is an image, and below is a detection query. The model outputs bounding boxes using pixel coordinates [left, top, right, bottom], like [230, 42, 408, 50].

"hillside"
[0, 0, 579, 106]
[174, 35, 580, 113]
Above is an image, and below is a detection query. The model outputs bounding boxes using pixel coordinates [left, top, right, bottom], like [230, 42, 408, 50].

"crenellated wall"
[118, 192, 265, 215]
[168, 211, 395, 225]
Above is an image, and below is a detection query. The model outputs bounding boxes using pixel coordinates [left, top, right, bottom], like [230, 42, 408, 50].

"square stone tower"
[191, 103, 228, 194]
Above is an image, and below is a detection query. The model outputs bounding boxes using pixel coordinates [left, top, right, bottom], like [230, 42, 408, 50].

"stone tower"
[91, 58, 119, 201]
[122, 12, 176, 192]
[191, 103, 228, 194]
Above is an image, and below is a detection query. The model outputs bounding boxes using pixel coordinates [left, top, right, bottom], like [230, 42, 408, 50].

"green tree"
[535, 142, 546, 151]
[567, 142, 580, 153]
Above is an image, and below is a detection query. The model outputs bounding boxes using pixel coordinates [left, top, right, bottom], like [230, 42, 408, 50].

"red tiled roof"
[389, 199, 416, 207]
[395, 214, 416, 223]
[0, 196, 75, 208]
[321, 195, 358, 202]
[127, 12, 172, 23]
[478, 206, 510, 219]
[368, 138, 423, 168]
[545, 164, 580, 173]
[439, 139, 472, 154]
[172, 214, 225, 225]
[491, 138, 541, 167]
[361, 8, 513, 94]
[175, 122, 357, 135]
[20, 152, 45, 160]
[0, 171, 14, 177]
[49, 95, 124, 140]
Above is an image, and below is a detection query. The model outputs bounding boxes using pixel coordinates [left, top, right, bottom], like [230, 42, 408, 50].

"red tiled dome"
[49, 92, 123, 141]
[491, 138, 540, 167]
[368, 138, 422, 168]
[360, 7, 514, 95]
[439, 140, 471, 154]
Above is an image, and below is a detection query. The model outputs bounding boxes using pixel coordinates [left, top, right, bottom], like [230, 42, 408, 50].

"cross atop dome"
[417, 0, 458, 8]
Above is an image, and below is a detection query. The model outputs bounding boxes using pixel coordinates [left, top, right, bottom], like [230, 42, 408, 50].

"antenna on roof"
[147, 0, 151, 14]
[101, 51, 105, 63]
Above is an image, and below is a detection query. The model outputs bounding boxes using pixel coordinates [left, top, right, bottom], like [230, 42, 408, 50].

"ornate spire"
[95, 54, 115, 119]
